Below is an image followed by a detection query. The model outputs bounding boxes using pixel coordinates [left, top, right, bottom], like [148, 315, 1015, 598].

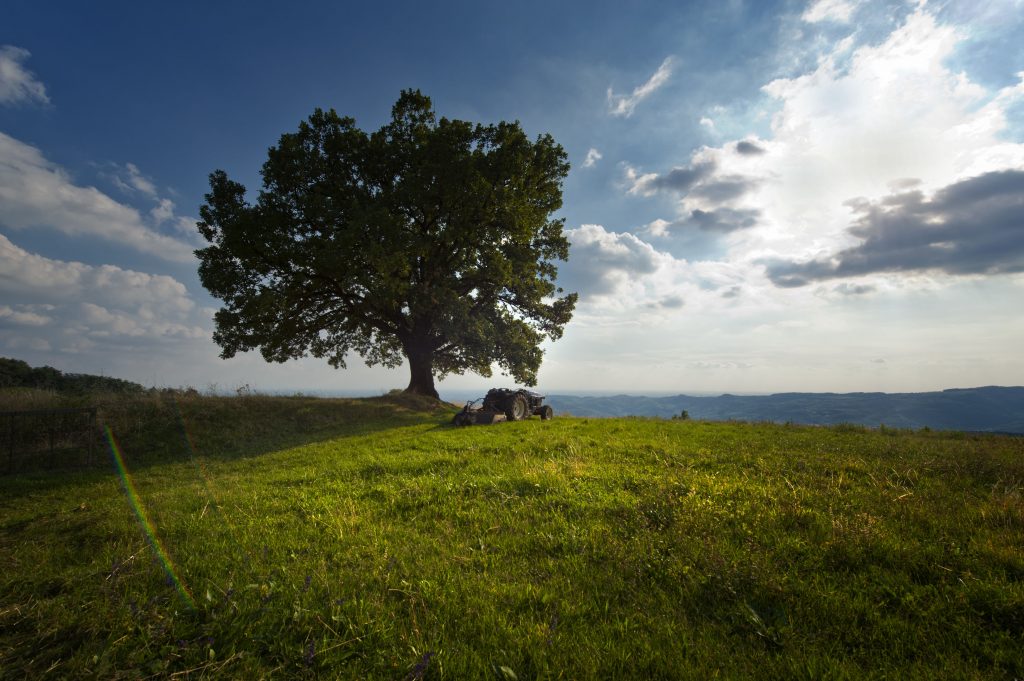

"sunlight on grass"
[1, 394, 1022, 678]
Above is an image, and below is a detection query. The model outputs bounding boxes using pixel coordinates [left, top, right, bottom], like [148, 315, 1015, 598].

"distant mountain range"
[545, 386, 1024, 434]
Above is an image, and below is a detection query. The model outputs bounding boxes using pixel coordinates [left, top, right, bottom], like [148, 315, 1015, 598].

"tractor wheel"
[504, 394, 528, 421]
[539, 405, 553, 420]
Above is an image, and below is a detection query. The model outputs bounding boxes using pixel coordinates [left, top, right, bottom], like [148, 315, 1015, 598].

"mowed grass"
[1, 393, 1022, 679]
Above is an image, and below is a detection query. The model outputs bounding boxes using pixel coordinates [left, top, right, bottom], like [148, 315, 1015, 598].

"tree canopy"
[196, 90, 577, 398]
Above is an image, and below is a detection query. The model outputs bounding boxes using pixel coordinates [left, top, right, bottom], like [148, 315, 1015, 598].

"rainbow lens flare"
[105, 426, 195, 610]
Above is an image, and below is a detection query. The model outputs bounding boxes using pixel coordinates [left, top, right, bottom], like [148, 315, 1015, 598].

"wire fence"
[2, 407, 102, 474]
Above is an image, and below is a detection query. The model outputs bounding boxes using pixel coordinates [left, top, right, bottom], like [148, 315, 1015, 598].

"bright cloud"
[559, 224, 694, 311]
[766, 170, 1024, 286]
[631, 6, 1024, 292]
[582, 148, 602, 168]
[802, 0, 860, 23]
[0, 46, 49, 106]
[0, 233, 207, 355]
[0, 231, 393, 390]
[607, 57, 674, 117]
[0, 132, 196, 262]
[545, 3, 1024, 392]
[561, 224, 665, 297]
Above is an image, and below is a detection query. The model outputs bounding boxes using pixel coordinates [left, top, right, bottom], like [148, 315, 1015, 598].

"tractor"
[452, 388, 553, 426]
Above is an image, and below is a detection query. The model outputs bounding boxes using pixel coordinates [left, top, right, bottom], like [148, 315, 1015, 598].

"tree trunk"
[404, 345, 439, 399]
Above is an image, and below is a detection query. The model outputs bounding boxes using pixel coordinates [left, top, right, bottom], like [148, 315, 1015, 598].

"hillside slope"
[1, 395, 1022, 679]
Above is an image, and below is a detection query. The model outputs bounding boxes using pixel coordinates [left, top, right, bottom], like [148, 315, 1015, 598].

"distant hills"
[546, 386, 1024, 434]
[3, 354, 1021, 434]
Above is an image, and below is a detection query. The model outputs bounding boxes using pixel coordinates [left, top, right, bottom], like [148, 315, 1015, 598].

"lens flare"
[105, 426, 195, 610]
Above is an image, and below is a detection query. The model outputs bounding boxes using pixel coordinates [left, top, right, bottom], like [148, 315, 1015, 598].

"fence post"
[48, 418, 55, 468]
[6, 412, 13, 475]
[88, 408, 98, 467]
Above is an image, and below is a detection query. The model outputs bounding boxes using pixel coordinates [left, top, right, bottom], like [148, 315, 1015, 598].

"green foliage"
[2, 396, 1022, 678]
[197, 91, 577, 397]
[0, 356, 147, 395]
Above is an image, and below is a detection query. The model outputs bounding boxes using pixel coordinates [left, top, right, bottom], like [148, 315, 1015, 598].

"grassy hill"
[1, 392, 1022, 679]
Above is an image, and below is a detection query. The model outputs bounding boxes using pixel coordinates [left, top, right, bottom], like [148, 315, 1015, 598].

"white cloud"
[545, 5, 1024, 392]
[0, 132, 196, 262]
[0, 46, 49, 106]
[557, 224, 733, 321]
[121, 162, 158, 197]
[150, 197, 175, 223]
[0, 230, 425, 390]
[632, 6, 1024, 286]
[802, 0, 860, 23]
[582, 148, 602, 168]
[561, 224, 664, 298]
[0, 304, 51, 326]
[0, 233, 213, 380]
[77, 302, 205, 340]
[149, 198, 199, 237]
[0, 234, 201, 330]
[745, 8, 1024, 266]
[607, 57, 674, 117]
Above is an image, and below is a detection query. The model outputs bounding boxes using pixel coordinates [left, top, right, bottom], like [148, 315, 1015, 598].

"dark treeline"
[0, 357, 147, 395]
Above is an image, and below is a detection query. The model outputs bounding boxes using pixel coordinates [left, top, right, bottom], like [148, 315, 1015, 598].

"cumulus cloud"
[0, 132, 196, 262]
[554, 225, 748, 324]
[0, 233, 207, 357]
[0, 46, 49, 106]
[765, 170, 1024, 286]
[549, 4, 1024, 393]
[683, 207, 762, 233]
[626, 154, 763, 238]
[0, 234, 201, 323]
[627, 160, 716, 196]
[646, 207, 761, 237]
[607, 57, 674, 117]
[735, 140, 766, 156]
[582, 147, 603, 168]
[0, 304, 51, 326]
[630, 5, 1024, 287]
[560, 224, 664, 297]
[802, 0, 860, 24]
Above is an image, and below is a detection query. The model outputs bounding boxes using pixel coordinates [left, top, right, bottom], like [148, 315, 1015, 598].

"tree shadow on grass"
[0, 393, 457, 497]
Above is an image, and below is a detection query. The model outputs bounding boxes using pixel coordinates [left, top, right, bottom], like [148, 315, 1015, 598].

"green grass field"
[1, 392, 1022, 679]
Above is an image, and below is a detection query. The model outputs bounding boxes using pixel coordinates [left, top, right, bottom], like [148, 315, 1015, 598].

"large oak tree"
[196, 90, 576, 398]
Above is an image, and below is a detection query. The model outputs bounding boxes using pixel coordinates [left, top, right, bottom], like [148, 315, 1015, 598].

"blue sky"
[2, 0, 1023, 396]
